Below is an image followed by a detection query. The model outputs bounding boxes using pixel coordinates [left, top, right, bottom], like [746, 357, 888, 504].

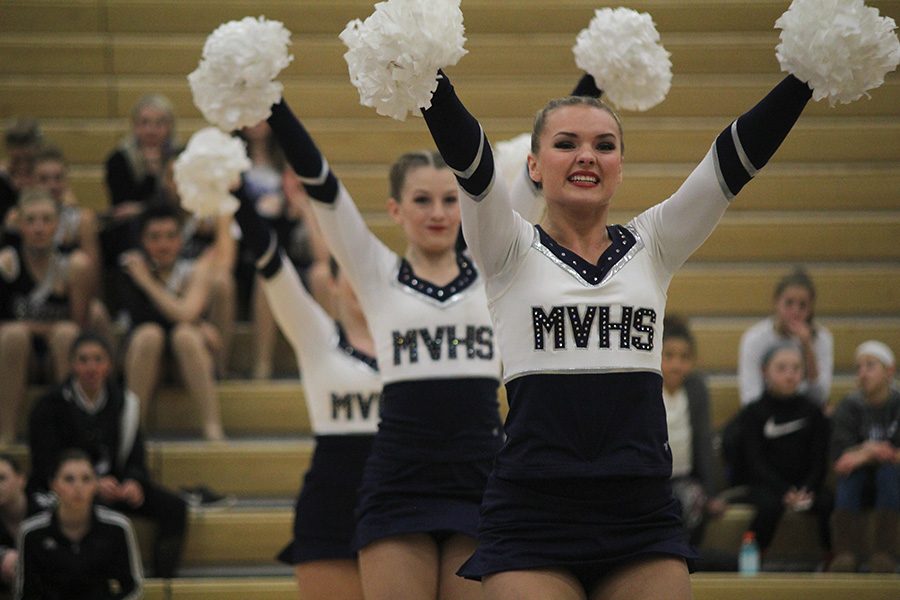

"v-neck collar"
[395, 252, 478, 303]
[534, 224, 638, 286]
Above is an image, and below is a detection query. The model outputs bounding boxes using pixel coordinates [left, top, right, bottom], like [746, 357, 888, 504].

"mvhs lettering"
[392, 325, 494, 365]
[331, 392, 380, 421]
[531, 305, 655, 351]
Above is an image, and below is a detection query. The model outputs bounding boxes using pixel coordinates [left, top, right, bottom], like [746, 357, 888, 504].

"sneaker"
[179, 486, 236, 509]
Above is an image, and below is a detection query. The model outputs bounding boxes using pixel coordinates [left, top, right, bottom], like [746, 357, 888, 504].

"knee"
[128, 324, 166, 359]
[171, 323, 203, 353]
[0, 322, 31, 354]
[49, 321, 80, 347]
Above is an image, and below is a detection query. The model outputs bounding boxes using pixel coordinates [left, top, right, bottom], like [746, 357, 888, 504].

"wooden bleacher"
[2, 0, 898, 596]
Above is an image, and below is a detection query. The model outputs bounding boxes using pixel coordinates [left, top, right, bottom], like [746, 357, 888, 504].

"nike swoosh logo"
[763, 417, 807, 439]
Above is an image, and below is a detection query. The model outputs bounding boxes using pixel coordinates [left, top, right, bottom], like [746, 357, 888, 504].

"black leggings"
[105, 480, 187, 578]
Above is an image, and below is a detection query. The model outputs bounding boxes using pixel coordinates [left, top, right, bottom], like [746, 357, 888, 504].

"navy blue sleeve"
[421, 71, 496, 199]
[233, 185, 282, 278]
[267, 100, 339, 204]
[714, 75, 812, 196]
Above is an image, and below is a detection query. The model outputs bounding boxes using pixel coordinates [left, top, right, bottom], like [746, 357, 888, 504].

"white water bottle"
[738, 530, 760, 575]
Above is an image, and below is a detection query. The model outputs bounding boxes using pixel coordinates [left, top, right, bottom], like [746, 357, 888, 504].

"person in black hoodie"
[26, 332, 187, 578]
[736, 341, 832, 559]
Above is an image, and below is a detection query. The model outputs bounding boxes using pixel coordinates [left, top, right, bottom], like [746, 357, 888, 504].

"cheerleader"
[412, 2, 894, 593]
[232, 183, 380, 599]
[264, 99, 502, 599]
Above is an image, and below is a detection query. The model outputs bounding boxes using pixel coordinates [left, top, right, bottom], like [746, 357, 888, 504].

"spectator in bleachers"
[104, 94, 177, 220]
[1, 118, 43, 230]
[731, 342, 832, 562]
[33, 146, 100, 268]
[0, 189, 93, 445]
[119, 205, 225, 441]
[101, 94, 179, 314]
[26, 332, 188, 579]
[33, 145, 114, 348]
[234, 121, 324, 378]
[16, 448, 143, 599]
[159, 153, 237, 377]
[661, 316, 727, 549]
[738, 268, 833, 408]
[829, 340, 899, 573]
[0, 455, 39, 596]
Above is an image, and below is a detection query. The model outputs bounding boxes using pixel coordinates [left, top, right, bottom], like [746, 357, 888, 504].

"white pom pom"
[494, 133, 533, 191]
[776, 0, 899, 106]
[173, 128, 251, 217]
[573, 8, 672, 112]
[339, 0, 468, 121]
[188, 16, 293, 131]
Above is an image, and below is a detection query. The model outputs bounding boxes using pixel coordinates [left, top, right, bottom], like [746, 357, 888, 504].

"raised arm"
[643, 75, 813, 274]
[232, 186, 334, 357]
[421, 72, 531, 279]
[266, 100, 393, 293]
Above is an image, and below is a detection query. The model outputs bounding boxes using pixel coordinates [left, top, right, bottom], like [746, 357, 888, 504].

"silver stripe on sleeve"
[449, 125, 486, 180]
[254, 234, 278, 270]
[730, 120, 759, 178]
[298, 156, 331, 186]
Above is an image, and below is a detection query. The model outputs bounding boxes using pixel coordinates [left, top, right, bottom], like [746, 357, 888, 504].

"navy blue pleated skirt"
[457, 473, 696, 589]
[277, 434, 375, 565]
[353, 450, 493, 550]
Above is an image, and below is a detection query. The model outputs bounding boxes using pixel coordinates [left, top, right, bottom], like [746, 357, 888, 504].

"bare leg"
[206, 268, 236, 377]
[124, 323, 165, 426]
[437, 534, 481, 600]
[589, 556, 691, 600]
[359, 534, 439, 600]
[252, 274, 275, 379]
[294, 560, 364, 600]
[0, 323, 32, 445]
[48, 320, 80, 383]
[170, 322, 224, 441]
[483, 568, 586, 600]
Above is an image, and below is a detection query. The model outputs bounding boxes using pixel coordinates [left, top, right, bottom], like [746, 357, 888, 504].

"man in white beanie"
[828, 340, 899, 572]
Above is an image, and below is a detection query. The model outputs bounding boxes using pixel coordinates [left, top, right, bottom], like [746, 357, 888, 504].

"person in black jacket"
[16, 448, 142, 599]
[735, 341, 832, 558]
[0, 454, 40, 597]
[27, 332, 187, 578]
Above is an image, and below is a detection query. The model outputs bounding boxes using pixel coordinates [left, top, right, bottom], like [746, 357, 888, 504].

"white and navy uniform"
[421, 72, 813, 587]
[0, 246, 71, 323]
[16, 507, 143, 600]
[250, 242, 381, 563]
[267, 101, 503, 548]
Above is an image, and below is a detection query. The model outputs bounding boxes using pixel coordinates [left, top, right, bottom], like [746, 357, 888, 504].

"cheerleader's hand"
[340, 0, 468, 121]
[572, 7, 672, 111]
[775, 0, 900, 105]
[188, 17, 293, 131]
[174, 128, 250, 218]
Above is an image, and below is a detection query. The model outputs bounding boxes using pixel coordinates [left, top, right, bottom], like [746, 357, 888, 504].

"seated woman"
[15, 448, 143, 599]
[119, 205, 225, 440]
[738, 269, 833, 408]
[0, 189, 93, 445]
